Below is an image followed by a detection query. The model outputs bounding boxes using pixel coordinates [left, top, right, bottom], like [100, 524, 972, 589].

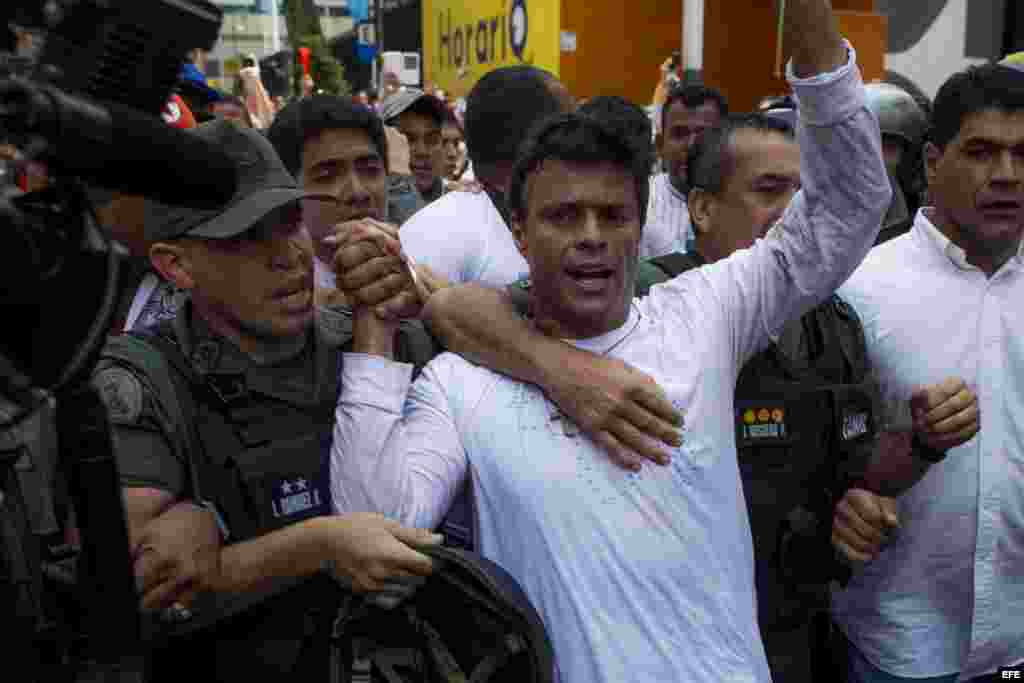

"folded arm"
[134, 503, 439, 611]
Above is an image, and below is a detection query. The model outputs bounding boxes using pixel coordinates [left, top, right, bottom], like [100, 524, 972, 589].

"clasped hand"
[322, 219, 445, 320]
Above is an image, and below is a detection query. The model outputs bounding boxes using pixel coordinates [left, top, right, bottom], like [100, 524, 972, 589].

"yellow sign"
[423, 0, 561, 98]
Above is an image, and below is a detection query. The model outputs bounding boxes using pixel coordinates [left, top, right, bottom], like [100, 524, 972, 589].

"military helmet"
[864, 82, 928, 147]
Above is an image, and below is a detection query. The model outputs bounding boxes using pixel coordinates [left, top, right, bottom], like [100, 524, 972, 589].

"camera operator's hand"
[133, 501, 223, 611]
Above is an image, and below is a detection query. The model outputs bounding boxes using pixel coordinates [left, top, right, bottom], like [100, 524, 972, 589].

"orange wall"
[702, 2, 886, 112]
[559, 0, 682, 105]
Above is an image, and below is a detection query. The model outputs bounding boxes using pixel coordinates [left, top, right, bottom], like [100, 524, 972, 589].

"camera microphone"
[0, 79, 237, 208]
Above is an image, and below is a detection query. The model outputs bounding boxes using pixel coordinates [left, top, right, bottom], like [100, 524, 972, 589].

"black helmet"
[331, 546, 556, 683]
[864, 83, 928, 148]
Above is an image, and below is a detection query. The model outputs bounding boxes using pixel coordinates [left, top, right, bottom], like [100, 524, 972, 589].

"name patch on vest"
[841, 410, 870, 441]
[740, 407, 787, 440]
[270, 475, 325, 519]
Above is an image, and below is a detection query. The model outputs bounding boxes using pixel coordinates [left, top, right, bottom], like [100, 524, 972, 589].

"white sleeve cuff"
[340, 353, 414, 413]
[788, 41, 865, 127]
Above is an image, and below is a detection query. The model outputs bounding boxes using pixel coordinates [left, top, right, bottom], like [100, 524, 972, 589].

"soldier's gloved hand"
[531, 336, 684, 472]
[322, 513, 442, 610]
[133, 501, 223, 612]
[909, 377, 979, 454]
[832, 489, 899, 565]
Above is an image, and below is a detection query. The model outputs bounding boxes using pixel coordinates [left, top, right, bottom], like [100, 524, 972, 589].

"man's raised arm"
[645, 0, 890, 369]
[786, 0, 847, 78]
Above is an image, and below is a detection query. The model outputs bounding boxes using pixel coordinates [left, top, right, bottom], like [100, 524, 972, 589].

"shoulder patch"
[94, 367, 145, 423]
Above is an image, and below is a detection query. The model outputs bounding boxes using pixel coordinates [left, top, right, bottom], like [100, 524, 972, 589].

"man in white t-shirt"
[398, 66, 574, 287]
[643, 84, 729, 258]
[332, 3, 891, 679]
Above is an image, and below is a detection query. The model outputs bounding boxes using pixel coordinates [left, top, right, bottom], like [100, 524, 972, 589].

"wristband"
[911, 433, 948, 464]
[200, 500, 231, 541]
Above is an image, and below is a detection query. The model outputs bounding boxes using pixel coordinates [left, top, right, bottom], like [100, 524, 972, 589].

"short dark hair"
[441, 106, 462, 132]
[579, 96, 654, 171]
[266, 94, 388, 176]
[930, 63, 1024, 148]
[508, 113, 651, 226]
[688, 113, 794, 194]
[464, 66, 567, 174]
[661, 84, 728, 133]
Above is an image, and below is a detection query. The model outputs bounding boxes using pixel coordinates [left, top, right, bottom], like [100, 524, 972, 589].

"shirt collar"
[915, 209, 973, 270]
[563, 304, 642, 355]
[916, 208, 1024, 271]
[659, 173, 688, 204]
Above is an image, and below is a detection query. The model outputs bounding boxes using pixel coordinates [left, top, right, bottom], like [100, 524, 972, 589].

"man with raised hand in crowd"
[616, 110, 977, 683]
[89, 120, 441, 680]
[331, 1, 891, 679]
[644, 84, 728, 258]
[830, 61, 1024, 683]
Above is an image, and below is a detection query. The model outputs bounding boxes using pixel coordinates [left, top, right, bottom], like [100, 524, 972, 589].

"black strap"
[648, 251, 703, 278]
[874, 216, 914, 246]
[482, 183, 514, 231]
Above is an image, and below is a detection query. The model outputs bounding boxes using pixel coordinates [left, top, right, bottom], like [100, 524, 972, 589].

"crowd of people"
[5, 0, 1022, 681]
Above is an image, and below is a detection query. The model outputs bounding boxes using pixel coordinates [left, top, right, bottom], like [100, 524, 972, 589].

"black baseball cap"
[146, 119, 332, 242]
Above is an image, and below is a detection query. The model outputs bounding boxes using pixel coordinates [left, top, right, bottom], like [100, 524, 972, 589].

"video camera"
[0, 2, 227, 680]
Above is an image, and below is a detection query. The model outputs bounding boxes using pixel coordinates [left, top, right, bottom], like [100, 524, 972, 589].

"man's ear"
[510, 214, 529, 260]
[923, 141, 942, 188]
[688, 187, 713, 237]
[149, 241, 197, 291]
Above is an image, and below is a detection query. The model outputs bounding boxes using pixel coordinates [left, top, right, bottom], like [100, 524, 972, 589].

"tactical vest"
[102, 311, 444, 679]
[646, 251, 876, 632]
[103, 321, 340, 678]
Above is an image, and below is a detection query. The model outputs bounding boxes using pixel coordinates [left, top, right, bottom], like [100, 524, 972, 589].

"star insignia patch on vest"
[94, 367, 144, 423]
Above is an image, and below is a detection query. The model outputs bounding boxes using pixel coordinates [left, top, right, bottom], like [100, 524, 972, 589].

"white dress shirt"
[642, 172, 693, 259]
[333, 46, 889, 683]
[833, 210, 1024, 680]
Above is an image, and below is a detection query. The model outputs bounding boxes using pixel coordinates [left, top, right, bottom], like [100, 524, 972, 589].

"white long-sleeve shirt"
[642, 172, 693, 259]
[333, 46, 890, 683]
[833, 211, 1024, 680]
